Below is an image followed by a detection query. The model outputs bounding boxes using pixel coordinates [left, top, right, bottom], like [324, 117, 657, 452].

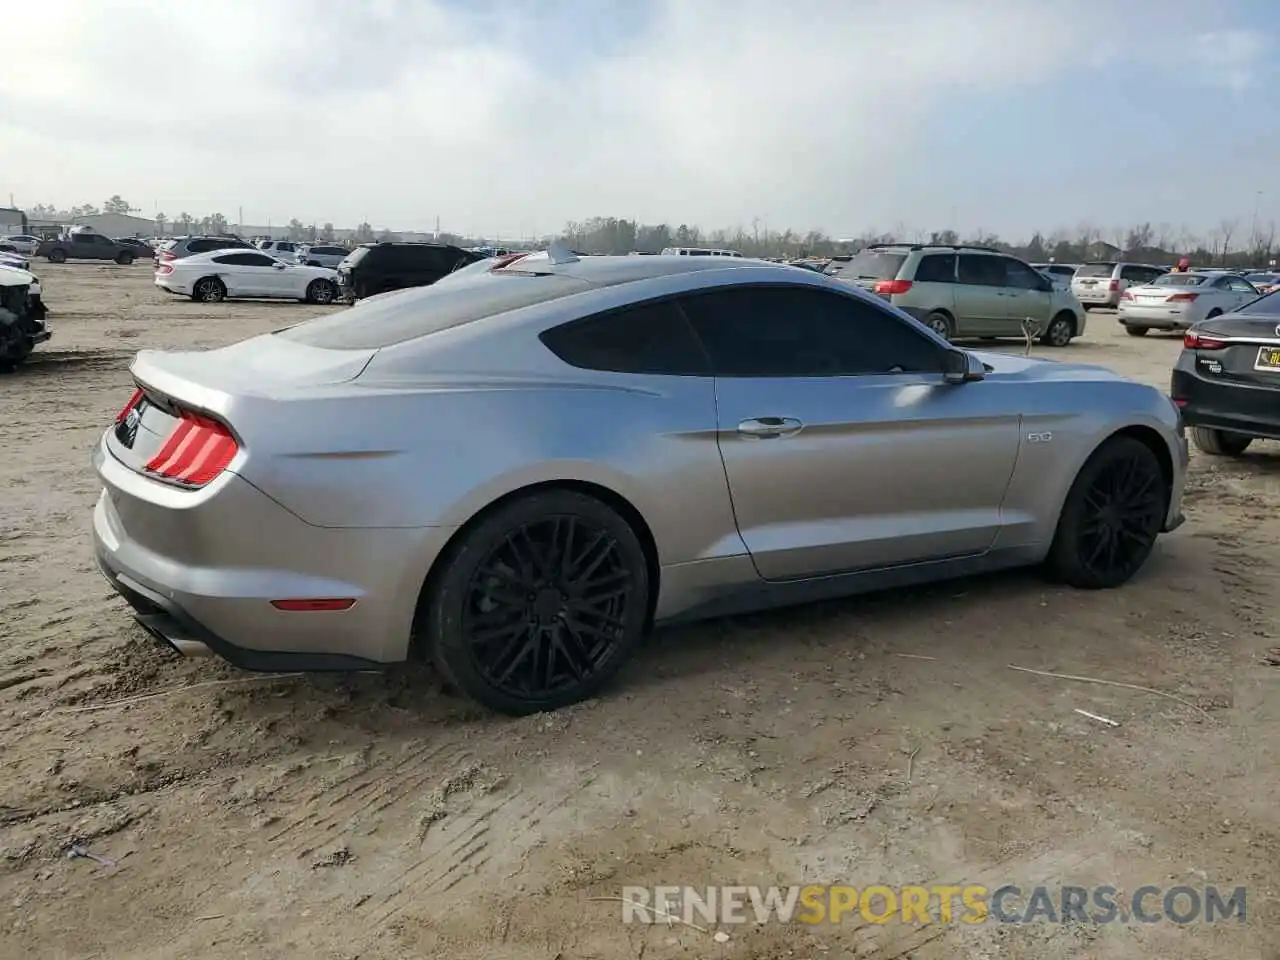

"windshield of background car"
[1237, 290, 1280, 314]
[275, 273, 588, 349]
[832, 251, 906, 281]
[1075, 263, 1116, 278]
[1245, 274, 1277, 284]
[1152, 274, 1205, 287]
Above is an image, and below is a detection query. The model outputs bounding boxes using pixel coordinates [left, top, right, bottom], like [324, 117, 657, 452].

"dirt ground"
[1, 263, 1277, 960]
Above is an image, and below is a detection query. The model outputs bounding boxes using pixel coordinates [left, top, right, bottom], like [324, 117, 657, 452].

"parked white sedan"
[155, 249, 339, 304]
[2, 235, 41, 256]
[1117, 271, 1260, 336]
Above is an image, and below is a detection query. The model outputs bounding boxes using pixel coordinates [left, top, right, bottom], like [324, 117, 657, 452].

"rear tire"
[924, 311, 953, 339]
[1191, 427, 1252, 457]
[425, 489, 651, 715]
[305, 279, 336, 304]
[1046, 436, 1167, 589]
[1040, 312, 1075, 347]
[1125, 326, 1149, 337]
[192, 277, 226, 303]
[115, 252, 134, 265]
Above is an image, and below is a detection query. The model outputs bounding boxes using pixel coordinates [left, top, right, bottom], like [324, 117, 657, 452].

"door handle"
[737, 417, 804, 439]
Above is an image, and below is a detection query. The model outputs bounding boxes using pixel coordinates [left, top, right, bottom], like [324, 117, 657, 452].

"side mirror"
[943, 349, 985, 384]
[274, 262, 286, 269]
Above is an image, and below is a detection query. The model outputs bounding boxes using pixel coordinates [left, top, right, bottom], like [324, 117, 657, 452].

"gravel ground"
[1, 263, 1277, 959]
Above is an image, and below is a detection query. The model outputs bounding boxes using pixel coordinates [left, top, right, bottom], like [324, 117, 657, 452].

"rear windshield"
[1152, 274, 1204, 286]
[1075, 262, 1116, 278]
[833, 251, 907, 281]
[275, 273, 588, 350]
[341, 246, 371, 266]
[1238, 290, 1280, 315]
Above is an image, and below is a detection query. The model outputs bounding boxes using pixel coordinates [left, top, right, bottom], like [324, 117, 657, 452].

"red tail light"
[1183, 331, 1228, 350]
[144, 411, 239, 487]
[157, 264, 174, 275]
[1120, 291, 1134, 301]
[1108, 279, 1119, 291]
[116, 388, 144, 424]
[1167, 292, 1200, 302]
[160, 251, 176, 262]
[873, 279, 913, 296]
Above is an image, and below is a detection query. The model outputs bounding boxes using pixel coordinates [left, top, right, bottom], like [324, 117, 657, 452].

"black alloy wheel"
[428, 490, 649, 714]
[1047, 436, 1167, 589]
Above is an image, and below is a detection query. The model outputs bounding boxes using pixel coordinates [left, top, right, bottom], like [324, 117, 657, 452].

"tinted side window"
[957, 255, 1006, 286]
[214, 252, 276, 267]
[1004, 259, 1046, 290]
[913, 253, 955, 283]
[188, 238, 218, 253]
[539, 300, 709, 375]
[72, 234, 92, 244]
[679, 286, 944, 378]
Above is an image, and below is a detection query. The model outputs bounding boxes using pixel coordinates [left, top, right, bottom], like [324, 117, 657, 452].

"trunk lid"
[1189, 312, 1280, 387]
[106, 335, 376, 476]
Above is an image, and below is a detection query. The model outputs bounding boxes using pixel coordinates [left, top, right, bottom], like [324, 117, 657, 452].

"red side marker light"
[271, 598, 357, 612]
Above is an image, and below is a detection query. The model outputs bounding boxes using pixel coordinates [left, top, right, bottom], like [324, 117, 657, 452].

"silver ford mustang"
[93, 247, 1188, 715]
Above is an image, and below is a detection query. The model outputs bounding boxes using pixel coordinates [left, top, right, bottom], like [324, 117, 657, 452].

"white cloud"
[0, 0, 1263, 237]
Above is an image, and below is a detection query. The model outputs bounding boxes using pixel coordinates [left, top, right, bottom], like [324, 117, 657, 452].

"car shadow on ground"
[213, 553, 1182, 735]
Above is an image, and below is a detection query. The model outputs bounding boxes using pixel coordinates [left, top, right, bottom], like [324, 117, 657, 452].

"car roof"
[496, 252, 776, 286]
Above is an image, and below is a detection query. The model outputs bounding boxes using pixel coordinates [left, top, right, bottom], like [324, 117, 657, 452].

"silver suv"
[830, 244, 1087, 346]
[293, 244, 350, 268]
[1070, 261, 1165, 309]
[156, 235, 254, 265]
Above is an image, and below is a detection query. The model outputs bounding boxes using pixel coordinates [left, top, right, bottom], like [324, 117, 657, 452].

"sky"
[2, 0, 1277, 243]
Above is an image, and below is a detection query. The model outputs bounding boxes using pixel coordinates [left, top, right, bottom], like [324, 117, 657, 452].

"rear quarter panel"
[232, 375, 743, 571]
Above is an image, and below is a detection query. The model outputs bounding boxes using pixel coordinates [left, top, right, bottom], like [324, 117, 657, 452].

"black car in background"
[335, 242, 480, 302]
[1171, 288, 1280, 456]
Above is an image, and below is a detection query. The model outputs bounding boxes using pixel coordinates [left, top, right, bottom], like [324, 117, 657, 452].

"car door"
[70, 233, 97, 259]
[211, 252, 275, 296]
[1224, 275, 1260, 308]
[678, 284, 1022, 580]
[247, 252, 298, 296]
[953, 254, 1009, 336]
[1001, 258, 1053, 335]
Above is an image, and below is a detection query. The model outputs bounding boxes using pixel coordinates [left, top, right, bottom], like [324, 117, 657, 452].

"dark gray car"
[38, 231, 137, 264]
[157, 236, 255, 264]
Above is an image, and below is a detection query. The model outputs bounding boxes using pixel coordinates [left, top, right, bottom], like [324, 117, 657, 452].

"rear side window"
[1076, 262, 1116, 278]
[188, 238, 220, 253]
[836, 251, 907, 281]
[913, 253, 955, 283]
[276, 274, 589, 350]
[540, 300, 710, 375]
[957, 254, 1006, 286]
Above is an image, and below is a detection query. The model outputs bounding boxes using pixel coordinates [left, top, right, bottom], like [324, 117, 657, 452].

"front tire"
[192, 277, 226, 303]
[425, 489, 651, 715]
[1124, 325, 1149, 337]
[305, 279, 336, 304]
[1046, 436, 1167, 589]
[1191, 427, 1252, 457]
[1040, 312, 1075, 347]
[115, 252, 134, 265]
[47, 249, 67, 264]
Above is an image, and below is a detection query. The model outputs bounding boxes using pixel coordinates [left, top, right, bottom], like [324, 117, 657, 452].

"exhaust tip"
[168, 637, 214, 658]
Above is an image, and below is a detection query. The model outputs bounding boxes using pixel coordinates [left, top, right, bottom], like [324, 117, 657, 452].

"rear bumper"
[1171, 362, 1280, 440]
[1118, 304, 1197, 329]
[92, 434, 453, 670]
[1073, 288, 1118, 306]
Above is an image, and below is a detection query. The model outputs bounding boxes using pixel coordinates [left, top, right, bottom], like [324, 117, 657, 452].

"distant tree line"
[558, 216, 1279, 269]
[18, 198, 1278, 267]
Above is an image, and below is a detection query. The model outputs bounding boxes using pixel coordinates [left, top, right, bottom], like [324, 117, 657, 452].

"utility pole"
[1251, 190, 1262, 247]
